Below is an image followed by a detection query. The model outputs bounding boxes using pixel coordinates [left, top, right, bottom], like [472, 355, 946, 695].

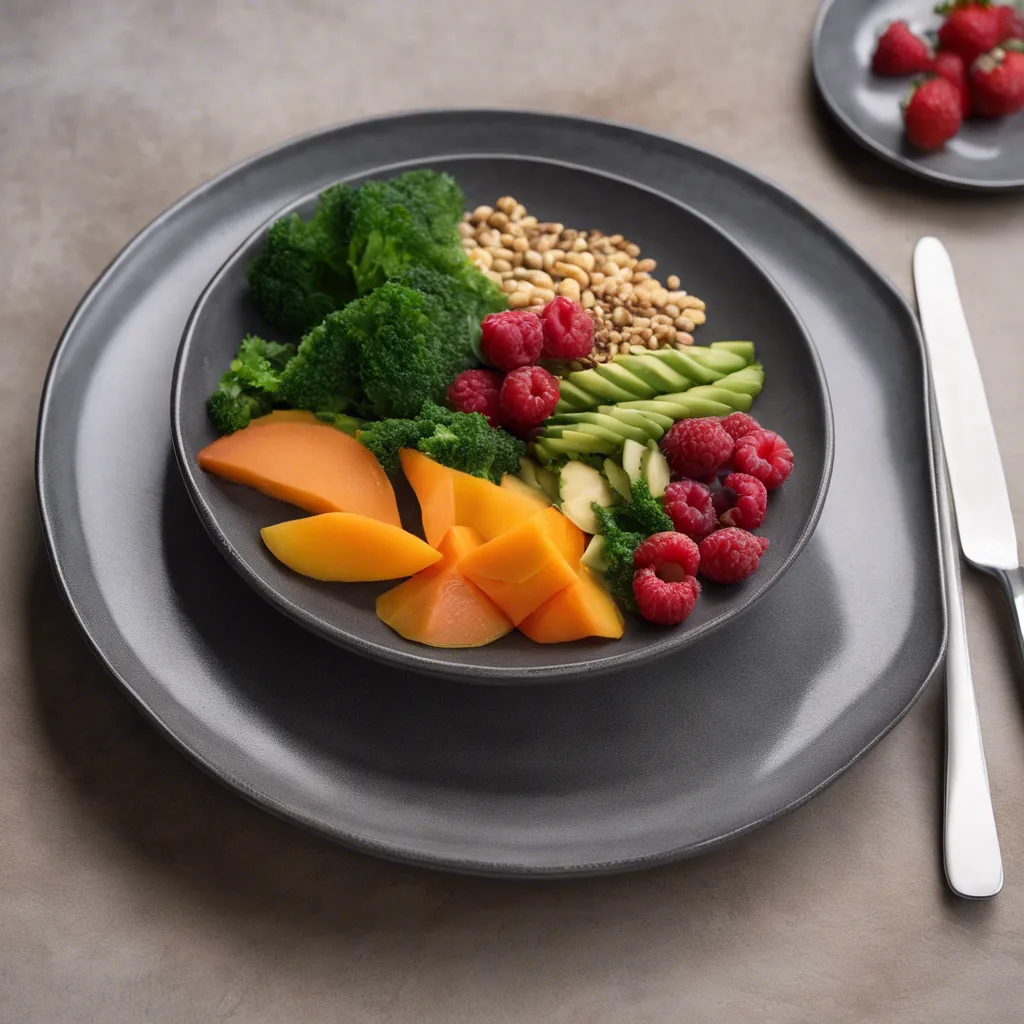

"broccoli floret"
[207, 335, 297, 433]
[358, 401, 525, 482]
[620, 479, 675, 534]
[277, 307, 366, 414]
[246, 183, 357, 335]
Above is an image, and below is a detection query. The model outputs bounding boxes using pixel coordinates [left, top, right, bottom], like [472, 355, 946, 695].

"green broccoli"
[620, 479, 675, 534]
[358, 401, 525, 482]
[207, 335, 297, 433]
[276, 307, 365, 414]
[246, 183, 357, 335]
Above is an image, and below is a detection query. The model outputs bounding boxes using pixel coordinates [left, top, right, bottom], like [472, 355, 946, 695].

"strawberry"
[995, 4, 1024, 42]
[873, 21, 934, 75]
[933, 50, 972, 114]
[937, 3, 1002, 63]
[903, 76, 964, 149]
[970, 45, 1024, 115]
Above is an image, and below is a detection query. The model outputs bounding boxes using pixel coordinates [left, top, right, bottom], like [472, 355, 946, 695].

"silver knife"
[914, 237, 1004, 899]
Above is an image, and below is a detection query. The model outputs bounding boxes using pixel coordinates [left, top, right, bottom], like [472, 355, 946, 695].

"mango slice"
[376, 526, 513, 648]
[518, 566, 626, 643]
[198, 412, 401, 527]
[459, 514, 577, 625]
[261, 513, 440, 582]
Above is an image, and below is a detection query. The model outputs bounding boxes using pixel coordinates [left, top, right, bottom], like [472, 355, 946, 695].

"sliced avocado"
[647, 348, 723, 385]
[547, 411, 650, 445]
[592, 362, 658, 399]
[559, 461, 616, 534]
[518, 457, 540, 490]
[566, 368, 638, 405]
[545, 422, 625, 446]
[544, 431, 617, 457]
[532, 438, 561, 465]
[622, 438, 646, 485]
[712, 340, 756, 362]
[683, 346, 747, 375]
[535, 463, 560, 501]
[598, 405, 673, 434]
[554, 379, 596, 412]
[619, 398, 734, 418]
[603, 458, 633, 501]
[710, 364, 764, 397]
[613, 354, 694, 392]
[641, 443, 671, 498]
[686, 385, 753, 412]
[581, 535, 610, 574]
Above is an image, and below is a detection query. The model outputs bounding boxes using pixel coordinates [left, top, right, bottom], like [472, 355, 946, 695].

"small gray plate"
[172, 159, 833, 683]
[36, 112, 946, 876]
[814, 0, 1024, 190]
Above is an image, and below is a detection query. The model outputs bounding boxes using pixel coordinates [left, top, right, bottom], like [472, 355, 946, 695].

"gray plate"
[172, 159, 833, 682]
[814, 0, 1024, 190]
[36, 112, 946, 876]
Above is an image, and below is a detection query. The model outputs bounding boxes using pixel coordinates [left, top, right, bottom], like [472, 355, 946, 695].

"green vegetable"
[246, 183, 357, 335]
[207, 335, 297, 433]
[358, 401, 525, 483]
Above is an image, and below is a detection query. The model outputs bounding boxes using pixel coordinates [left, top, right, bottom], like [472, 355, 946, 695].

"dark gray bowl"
[814, 0, 1024, 190]
[172, 156, 833, 682]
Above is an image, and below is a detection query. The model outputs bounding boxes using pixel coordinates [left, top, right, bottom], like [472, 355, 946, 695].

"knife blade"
[913, 237, 1018, 573]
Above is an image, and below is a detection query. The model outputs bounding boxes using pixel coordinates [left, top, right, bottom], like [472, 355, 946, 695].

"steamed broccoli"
[207, 335, 297, 433]
[246, 183, 357, 335]
[358, 401, 525, 482]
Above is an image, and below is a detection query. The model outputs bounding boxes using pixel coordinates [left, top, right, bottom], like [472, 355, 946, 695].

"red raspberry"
[903, 76, 964, 150]
[540, 297, 595, 360]
[934, 50, 972, 115]
[480, 310, 543, 372]
[970, 46, 1024, 117]
[711, 483, 738, 519]
[717, 472, 767, 530]
[720, 412, 762, 442]
[938, 3, 1001, 64]
[447, 368, 504, 428]
[698, 529, 769, 584]
[633, 531, 700, 578]
[500, 365, 560, 428]
[632, 566, 701, 626]
[873, 21, 934, 76]
[732, 429, 794, 490]
[662, 479, 717, 539]
[660, 417, 734, 480]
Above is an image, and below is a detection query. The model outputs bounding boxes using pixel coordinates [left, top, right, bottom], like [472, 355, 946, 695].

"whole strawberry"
[933, 50, 972, 114]
[995, 4, 1024, 42]
[970, 45, 1024, 115]
[873, 21, 934, 75]
[903, 76, 964, 150]
[938, 2, 1002, 64]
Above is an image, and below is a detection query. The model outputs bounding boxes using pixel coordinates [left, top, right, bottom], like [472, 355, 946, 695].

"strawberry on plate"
[873, 20, 933, 75]
[902, 76, 964, 150]
[995, 3, 1024, 42]
[970, 44, 1024, 115]
[937, 2, 1002, 64]
[933, 50, 972, 114]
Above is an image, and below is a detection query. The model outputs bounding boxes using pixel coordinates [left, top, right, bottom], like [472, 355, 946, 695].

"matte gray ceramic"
[36, 112, 946, 876]
[814, 0, 1024, 190]
[173, 159, 833, 682]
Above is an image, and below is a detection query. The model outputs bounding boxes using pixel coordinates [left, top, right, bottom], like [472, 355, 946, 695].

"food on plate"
[375, 527, 514, 648]
[198, 169, 798, 645]
[870, 3, 1024, 150]
[261, 512, 441, 581]
[197, 411, 401, 526]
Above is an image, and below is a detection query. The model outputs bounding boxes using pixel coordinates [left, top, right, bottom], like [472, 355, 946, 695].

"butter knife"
[914, 237, 1003, 899]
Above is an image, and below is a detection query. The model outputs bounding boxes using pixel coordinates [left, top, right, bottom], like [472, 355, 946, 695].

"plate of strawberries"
[814, 0, 1024, 188]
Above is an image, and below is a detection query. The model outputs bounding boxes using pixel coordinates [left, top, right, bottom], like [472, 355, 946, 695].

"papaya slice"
[518, 566, 625, 643]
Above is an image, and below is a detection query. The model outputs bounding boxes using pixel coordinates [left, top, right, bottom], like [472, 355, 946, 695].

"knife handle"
[993, 566, 1024, 672]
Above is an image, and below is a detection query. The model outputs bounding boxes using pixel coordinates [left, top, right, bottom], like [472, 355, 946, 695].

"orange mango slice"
[459, 514, 577, 625]
[518, 566, 626, 643]
[261, 512, 440, 582]
[376, 526, 513, 648]
[198, 413, 401, 527]
[399, 448, 457, 548]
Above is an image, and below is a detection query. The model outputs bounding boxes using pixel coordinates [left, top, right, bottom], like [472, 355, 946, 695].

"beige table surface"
[4, 1, 1024, 1021]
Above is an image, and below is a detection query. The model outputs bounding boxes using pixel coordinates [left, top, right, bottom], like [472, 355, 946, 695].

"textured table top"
[4, 1, 1024, 1020]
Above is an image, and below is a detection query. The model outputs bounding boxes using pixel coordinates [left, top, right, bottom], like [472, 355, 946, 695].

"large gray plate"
[173, 159, 832, 682]
[36, 112, 946, 876]
[814, 0, 1024, 190]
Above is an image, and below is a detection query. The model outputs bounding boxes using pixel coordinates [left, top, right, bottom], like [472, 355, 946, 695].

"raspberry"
[660, 418, 734, 480]
[732, 429, 794, 490]
[698, 529, 769, 584]
[540, 297, 595, 360]
[447, 368, 505, 428]
[633, 531, 700, 578]
[662, 479, 717, 539]
[717, 472, 767, 530]
[633, 566, 701, 626]
[720, 412, 762, 442]
[500, 365, 560, 428]
[480, 310, 544, 371]
[872, 20, 934, 76]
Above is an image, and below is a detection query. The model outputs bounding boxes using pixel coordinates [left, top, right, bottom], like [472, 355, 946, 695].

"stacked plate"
[36, 112, 946, 877]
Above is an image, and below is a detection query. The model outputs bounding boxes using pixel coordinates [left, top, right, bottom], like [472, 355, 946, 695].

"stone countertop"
[3, 1, 1023, 1020]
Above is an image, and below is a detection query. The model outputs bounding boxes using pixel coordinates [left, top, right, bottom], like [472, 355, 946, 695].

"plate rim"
[170, 153, 835, 683]
[35, 109, 948, 875]
[812, 0, 1024, 192]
